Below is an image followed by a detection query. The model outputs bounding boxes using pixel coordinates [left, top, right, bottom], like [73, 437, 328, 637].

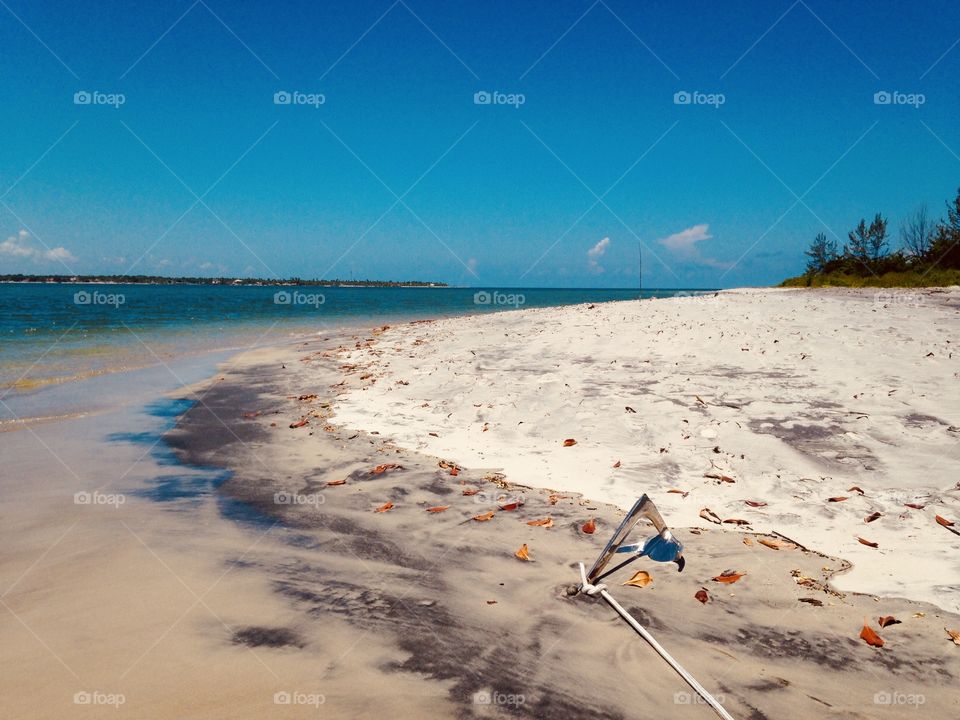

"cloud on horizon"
[0, 230, 76, 266]
[657, 224, 730, 270]
[587, 236, 610, 273]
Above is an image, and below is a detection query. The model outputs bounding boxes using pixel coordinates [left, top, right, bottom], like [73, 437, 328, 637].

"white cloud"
[0, 230, 76, 265]
[657, 224, 730, 269]
[587, 236, 610, 273]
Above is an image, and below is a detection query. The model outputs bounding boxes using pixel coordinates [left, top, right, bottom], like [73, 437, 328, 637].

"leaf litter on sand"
[623, 571, 652, 588]
[712, 570, 746, 584]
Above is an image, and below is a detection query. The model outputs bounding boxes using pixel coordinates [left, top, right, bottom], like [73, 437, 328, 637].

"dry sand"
[2, 289, 959, 719]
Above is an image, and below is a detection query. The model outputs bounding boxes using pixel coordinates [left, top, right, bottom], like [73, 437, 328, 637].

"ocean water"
[0, 284, 704, 414]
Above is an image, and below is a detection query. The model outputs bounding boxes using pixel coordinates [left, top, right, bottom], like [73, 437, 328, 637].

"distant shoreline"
[0, 275, 447, 287]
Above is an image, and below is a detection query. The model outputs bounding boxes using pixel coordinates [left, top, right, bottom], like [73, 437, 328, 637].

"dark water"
[0, 284, 706, 391]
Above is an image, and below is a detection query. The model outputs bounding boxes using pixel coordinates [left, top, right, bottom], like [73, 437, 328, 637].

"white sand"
[333, 288, 960, 612]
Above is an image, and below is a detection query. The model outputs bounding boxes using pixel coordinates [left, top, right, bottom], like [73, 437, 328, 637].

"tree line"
[801, 186, 960, 278]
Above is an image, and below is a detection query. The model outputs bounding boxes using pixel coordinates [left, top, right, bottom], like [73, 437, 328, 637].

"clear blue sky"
[0, 0, 958, 288]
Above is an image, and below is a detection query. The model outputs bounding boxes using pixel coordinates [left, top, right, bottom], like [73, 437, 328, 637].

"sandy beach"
[2, 288, 959, 719]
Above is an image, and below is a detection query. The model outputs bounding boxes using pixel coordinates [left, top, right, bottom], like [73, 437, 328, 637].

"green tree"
[927, 187, 960, 269]
[846, 219, 870, 263]
[900, 205, 934, 257]
[805, 232, 837, 273]
[867, 213, 889, 260]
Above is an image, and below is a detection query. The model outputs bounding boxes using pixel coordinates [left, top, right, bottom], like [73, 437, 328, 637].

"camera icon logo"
[74, 290, 91, 305]
[473, 290, 492, 305]
[74, 491, 91, 505]
[474, 91, 492, 105]
[274, 91, 292, 105]
[673, 91, 692, 105]
[73, 691, 91, 705]
[73, 91, 91, 105]
[674, 691, 691, 705]
[874, 692, 892, 705]
[874, 91, 891, 105]
[274, 691, 291, 705]
[273, 291, 292, 305]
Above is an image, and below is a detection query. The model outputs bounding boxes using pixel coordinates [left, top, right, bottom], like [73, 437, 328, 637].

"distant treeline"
[783, 186, 960, 287]
[0, 275, 447, 287]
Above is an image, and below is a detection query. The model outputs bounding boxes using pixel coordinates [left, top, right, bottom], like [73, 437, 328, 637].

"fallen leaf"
[758, 538, 786, 550]
[472, 511, 496, 522]
[515, 544, 532, 561]
[527, 517, 554, 528]
[878, 616, 901, 628]
[799, 598, 824, 606]
[712, 571, 746, 584]
[612, 460, 621, 468]
[946, 628, 960, 645]
[498, 500, 524, 511]
[289, 418, 309, 429]
[864, 512, 882, 523]
[723, 518, 751, 526]
[904, 503, 925, 510]
[548, 493, 569, 505]
[374, 502, 394, 513]
[699, 508, 722, 525]
[694, 588, 710, 604]
[857, 536, 879, 548]
[742, 537, 753, 546]
[486, 600, 497, 605]
[936, 515, 955, 527]
[623, 571, 653, 588]
[625, 406, 636, 413]
[860, 622, 884, 648]
[667, 488, 689, 497]
[326, 479, 347, 486]
[744, 500, 768, 508]
[562, 438, 577, 447]
[462, 488, 480, 496]
[848, 486, 865, 495]
[425, 505, 450, 513]
[449, 467, 460, 476]
[694, 395, 706, 405]
[371, 463, 402, 475]
[581, 518, 596, 534]
[828, 496, 848, 503]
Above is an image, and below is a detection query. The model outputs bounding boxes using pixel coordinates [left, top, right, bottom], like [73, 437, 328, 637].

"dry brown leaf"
[425, 506, 450, 513]
[623, 571, 653, 588]
[472, 511, 496, 522]
[936, 515, 955, 527]
[612, 460, 621, 468]
[848, 486, 865, 495]
[371, 463, 402, 475]
[857, 536, 879, 548]
[744, 500, 768, 508]
[498, 500, 524, 511]
[864, 512, 882, 523]
[374, 502, 394, 513]
[548, 493, 569, 505]
[562, 438, 577, 447]
[828, 496, 848, 503]
[723, 518, 751, 526]
[742, 537, 753, 546]
[581, 518, 596, 534]
[326, 479, 347, 486]
[878, 616, 901, 628]
[695, 588, 710, 604]
[289, 418, 309, 429]
[904, 503, 925, 510]
[712, 571, 746, 584]
[860, 622, 885, 647]
[758, 538, 785, 550]
[515, 544, 532, 561]
[667, 488, 689, 498]
[695, 395, 706, 405]
[462, 488, 480, 496]
[527, 517, 554, 528]
[449, 467, 460, 476]
[799, 598, 823, 607]
[946, 628, 960, 645]
[486, 600, 497, 605]
[699, 508, 722, 525]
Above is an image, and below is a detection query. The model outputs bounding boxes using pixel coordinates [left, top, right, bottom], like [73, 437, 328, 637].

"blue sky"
[0, 0, 958, 288]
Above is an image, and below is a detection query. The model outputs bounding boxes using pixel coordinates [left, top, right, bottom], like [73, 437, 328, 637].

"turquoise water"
[0, 284, 704, 392]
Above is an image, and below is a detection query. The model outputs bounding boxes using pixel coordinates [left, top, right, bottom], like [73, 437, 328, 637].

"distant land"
[0, 274, 448, 287]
